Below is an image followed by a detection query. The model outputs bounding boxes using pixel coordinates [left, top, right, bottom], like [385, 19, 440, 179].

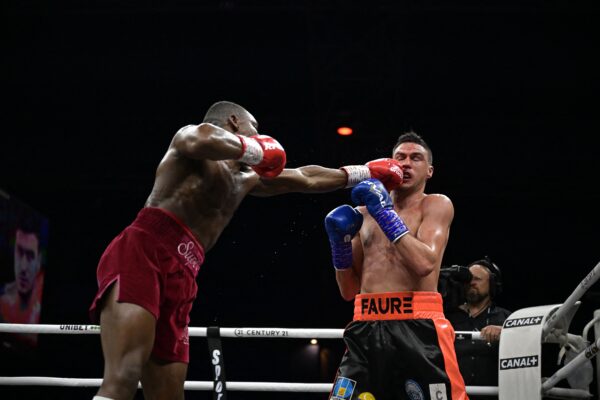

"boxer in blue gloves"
[325, 131, 468, 400]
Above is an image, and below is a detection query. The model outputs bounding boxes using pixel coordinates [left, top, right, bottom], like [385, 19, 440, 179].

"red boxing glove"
[365, 158, 403, 191]
[237, 134, 286, 178]
[341, 158, 403, 191]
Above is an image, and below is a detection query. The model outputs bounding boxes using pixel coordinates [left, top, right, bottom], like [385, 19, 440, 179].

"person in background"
[445, 257, 511, 398]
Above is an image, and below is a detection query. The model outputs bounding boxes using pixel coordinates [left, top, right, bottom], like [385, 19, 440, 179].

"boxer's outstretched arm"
[173, 123, 245, 161]
[250, 165, 348, 196]
[250, 158, 404, 196]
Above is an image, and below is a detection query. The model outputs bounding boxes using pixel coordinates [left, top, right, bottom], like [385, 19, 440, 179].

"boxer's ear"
[427, 165, 434, 179]
[228, 114, 240, 132]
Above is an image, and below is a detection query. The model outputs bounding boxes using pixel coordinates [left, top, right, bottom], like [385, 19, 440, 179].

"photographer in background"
[442, 257, 511, 397]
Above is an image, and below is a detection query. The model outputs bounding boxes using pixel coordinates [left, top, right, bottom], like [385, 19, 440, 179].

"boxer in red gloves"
[89, 100, 405, 400]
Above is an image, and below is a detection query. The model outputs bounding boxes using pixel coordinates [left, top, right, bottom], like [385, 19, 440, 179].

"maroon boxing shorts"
[89, 207, 205, 363]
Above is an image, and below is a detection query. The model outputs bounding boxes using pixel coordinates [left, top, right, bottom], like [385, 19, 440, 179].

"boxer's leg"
[140, 357, 188, 400]
[95, 281, 156, 400]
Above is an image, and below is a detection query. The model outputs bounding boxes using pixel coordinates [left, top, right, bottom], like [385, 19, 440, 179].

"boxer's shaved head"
[203, 101, 250, 128]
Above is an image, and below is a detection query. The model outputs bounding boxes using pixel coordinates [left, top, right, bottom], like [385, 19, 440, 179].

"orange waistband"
[353, 291, 445, 321]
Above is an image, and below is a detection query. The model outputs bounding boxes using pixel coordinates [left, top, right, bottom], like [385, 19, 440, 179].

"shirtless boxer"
[325, 132, 468, 400]
[88, 101, 404, 400]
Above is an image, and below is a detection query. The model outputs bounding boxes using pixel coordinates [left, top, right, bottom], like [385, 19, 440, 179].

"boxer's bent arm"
[393, 194, 454, 277]
[249, 165, 348, 197]
[173, 123, 244, 161]
[335, 236, 363, 301]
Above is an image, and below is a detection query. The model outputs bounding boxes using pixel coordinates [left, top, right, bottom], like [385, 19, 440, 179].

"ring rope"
[0, 377, 500, 395]
[0, 378, 328, 392]
[0, 323, 492, 395]
[0, 323, 482, 340]
[0, 376, 592, 397]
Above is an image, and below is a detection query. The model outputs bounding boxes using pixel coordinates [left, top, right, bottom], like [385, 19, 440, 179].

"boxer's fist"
[251, 135, 286, 178]
[351, 178, 393, 214]
[351, 179, 409, 243]
[365, 158, 403, 191]
[341, 158, 403, 191]
[325, 205, 363, 244]
[324, 205, 363, 270]
[237, 134, 286, 178]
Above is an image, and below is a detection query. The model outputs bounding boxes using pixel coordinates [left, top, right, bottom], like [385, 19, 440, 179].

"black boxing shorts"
[329, 291, 468, 400]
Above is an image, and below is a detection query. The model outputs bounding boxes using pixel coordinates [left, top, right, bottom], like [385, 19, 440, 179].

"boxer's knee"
[99, 361, 144, 399]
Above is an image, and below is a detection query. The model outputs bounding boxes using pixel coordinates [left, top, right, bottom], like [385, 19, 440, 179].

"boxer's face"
[14, 229, 41, 295]
[393, 142, 433, 188]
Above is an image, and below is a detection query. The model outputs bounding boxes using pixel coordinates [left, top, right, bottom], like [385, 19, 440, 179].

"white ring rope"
[0, 377, 499, 395]
[0, 323, 482, 340]
[0, 323, 493, 395]
[0, 376, 590, 398]
[543, 261, 600, 337]
[0, 377, 589, 398]
[0, 378, 329, 392]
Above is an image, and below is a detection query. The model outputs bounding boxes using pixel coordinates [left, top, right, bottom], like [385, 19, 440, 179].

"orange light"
[337, 126, 353, 136]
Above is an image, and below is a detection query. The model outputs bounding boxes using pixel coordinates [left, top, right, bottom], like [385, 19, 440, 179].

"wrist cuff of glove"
[236, 135, 264, 165]
[330, 240, 353, 270]
[373, 209, 410, 243]
[341, 165, 371, 188]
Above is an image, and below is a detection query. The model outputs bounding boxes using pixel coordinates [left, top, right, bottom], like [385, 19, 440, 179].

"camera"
[438, 265, 472, 311]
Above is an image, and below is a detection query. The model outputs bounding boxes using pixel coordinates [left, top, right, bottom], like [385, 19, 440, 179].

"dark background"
[1, 1, 599, 399]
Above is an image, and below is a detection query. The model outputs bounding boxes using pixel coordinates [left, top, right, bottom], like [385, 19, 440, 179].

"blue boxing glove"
[351, 178, 410, 243]
[324, 205, 363, 270]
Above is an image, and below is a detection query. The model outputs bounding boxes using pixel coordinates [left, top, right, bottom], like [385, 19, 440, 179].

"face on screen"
[14, 229, 41, 295]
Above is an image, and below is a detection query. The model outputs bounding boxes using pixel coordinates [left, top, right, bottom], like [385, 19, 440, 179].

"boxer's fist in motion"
[351, 179, 409, 243]
[237, 134, 286, 178]
[342, 158, 403, 191]
[324, 205, 363, 270]
[365, 158, 403, 191]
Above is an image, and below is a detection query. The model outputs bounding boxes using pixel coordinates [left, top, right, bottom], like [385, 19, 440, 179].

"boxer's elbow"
[410, 260, 436, 277]
[336, 274, 359, 301]
[339, 287, 357, 302]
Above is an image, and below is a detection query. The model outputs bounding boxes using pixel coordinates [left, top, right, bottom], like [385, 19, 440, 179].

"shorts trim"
[353, 291, 445, 321]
